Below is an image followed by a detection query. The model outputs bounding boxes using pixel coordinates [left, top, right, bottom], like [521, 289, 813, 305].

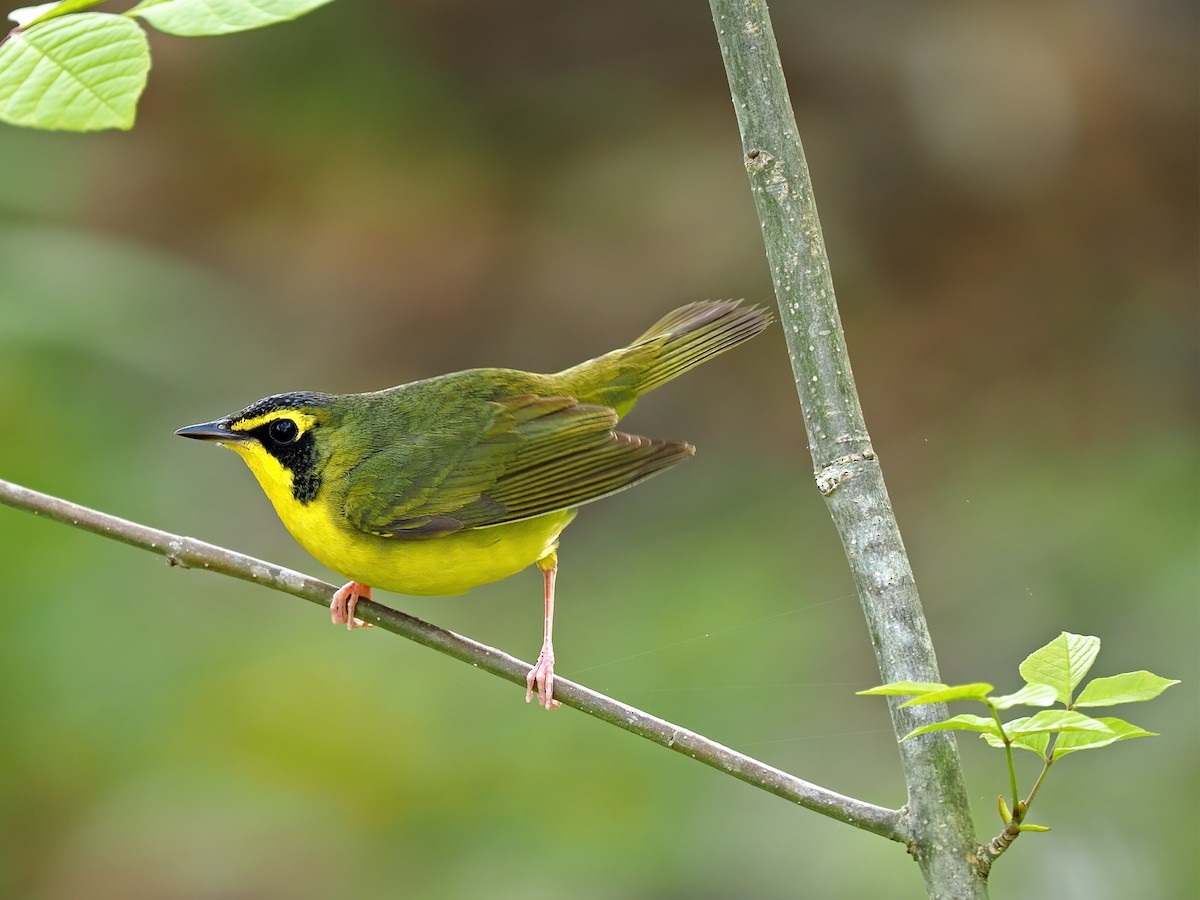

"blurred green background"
[1, 1, 1196, 898]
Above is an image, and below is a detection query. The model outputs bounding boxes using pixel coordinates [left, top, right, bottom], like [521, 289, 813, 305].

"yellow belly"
[275, 495, 575, 596]
[226, 439, 576, 595]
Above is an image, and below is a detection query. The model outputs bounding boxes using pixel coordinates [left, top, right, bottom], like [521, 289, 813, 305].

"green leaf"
[902, 714, 1002, 741]
[8, 0, 106, 28]
[857, 681, 947, 697]
[1075, 670, 1180, 707]
[0, 13, 149, 131]
[900, 682, 994, 707]
[1052, 716, 1157, 759]
[1018, 632, 1101, 705]
[1019, 823, 1051, 833]
[127, 0, 335, 37]
[989, 683, 1058, 710]
[9, 3, 58, 26]
[1008, 709, 1113, 738]
[980, 722, 1049, 756]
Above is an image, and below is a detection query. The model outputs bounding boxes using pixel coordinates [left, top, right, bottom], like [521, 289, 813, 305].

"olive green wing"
[342, 394, 693, 539]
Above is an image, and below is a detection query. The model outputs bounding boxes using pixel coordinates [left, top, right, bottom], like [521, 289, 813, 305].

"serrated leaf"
[857, 681, 947, 697]
[902, 714, 1002, 741]
[127, 0, 334, 37]
[9, 0, 106, 28]
[0, 13, 149, 131]
[900, 682, 994, 707]
[1008, 709, 1113, 738]
[1052, 716, 1157, 759]
[990, 683, 1059, 710]
[1018, 632, 1101, 705]
[980, 723, 1049, 756]
[1074, 670, 1180, 707]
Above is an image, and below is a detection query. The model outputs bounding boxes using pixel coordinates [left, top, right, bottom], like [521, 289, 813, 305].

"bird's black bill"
[175, 421, 250, 443]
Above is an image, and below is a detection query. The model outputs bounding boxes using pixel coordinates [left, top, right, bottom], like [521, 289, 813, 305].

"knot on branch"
[814, 449, 876, 495]
[972, 819, 1023, 880]
[744, 147, 773, 172]
[743, 148, 790, 203]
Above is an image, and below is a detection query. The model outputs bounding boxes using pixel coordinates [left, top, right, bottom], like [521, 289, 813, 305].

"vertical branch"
[707, 2, 987, 897]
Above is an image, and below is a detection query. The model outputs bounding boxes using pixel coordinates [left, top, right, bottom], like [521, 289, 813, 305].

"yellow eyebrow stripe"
[231, 412, 318, 433]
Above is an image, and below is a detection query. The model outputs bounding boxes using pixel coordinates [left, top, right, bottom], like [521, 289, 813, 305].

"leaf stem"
[987, 701, 1020, 813]
[1024, 743, 1056, 810]
[977, 730, 1057, 873]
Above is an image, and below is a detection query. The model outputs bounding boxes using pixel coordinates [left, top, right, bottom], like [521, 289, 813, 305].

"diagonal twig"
[0, 475, 905, 842]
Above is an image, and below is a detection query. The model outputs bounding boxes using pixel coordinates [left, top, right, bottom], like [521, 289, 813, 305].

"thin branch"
[708, 2, 986, 895]
[976, 820, 1020, 877]
[0, 476, 904, 843]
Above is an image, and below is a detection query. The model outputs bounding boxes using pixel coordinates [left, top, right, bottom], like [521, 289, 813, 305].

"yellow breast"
[227, 441, 575, 596]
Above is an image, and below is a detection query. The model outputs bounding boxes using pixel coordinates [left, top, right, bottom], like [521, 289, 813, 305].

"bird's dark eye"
[268, 418, 299, 444]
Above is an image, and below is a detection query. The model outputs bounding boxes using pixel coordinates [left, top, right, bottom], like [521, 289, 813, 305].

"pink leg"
[525, 552, 561, 710]
[330, 581, 374, 630]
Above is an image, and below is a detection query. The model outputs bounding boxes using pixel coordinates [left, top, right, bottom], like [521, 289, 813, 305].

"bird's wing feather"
[342, 395, 693, 539]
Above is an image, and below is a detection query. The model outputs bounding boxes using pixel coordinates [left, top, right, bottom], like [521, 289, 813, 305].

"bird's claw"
[525, 644, 560, 710]
[330, 581, 373, 630]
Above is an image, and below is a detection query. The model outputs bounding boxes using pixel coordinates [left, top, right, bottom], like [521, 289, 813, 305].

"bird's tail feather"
[631, 300, 772, 394]
[555, 300, 771, 416]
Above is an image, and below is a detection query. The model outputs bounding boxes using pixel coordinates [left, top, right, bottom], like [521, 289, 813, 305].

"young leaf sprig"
[859, 632, 1177, 867]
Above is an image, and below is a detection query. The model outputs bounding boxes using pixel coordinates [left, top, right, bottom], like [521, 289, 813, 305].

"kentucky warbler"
[177, 300, 770, 708]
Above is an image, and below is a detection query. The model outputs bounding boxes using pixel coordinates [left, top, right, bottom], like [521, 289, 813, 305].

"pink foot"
[525, 642, 560, 710]
[330, 581, 373, 630]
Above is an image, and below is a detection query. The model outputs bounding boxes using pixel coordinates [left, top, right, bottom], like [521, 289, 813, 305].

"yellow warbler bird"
[177, 301, 771, 708]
